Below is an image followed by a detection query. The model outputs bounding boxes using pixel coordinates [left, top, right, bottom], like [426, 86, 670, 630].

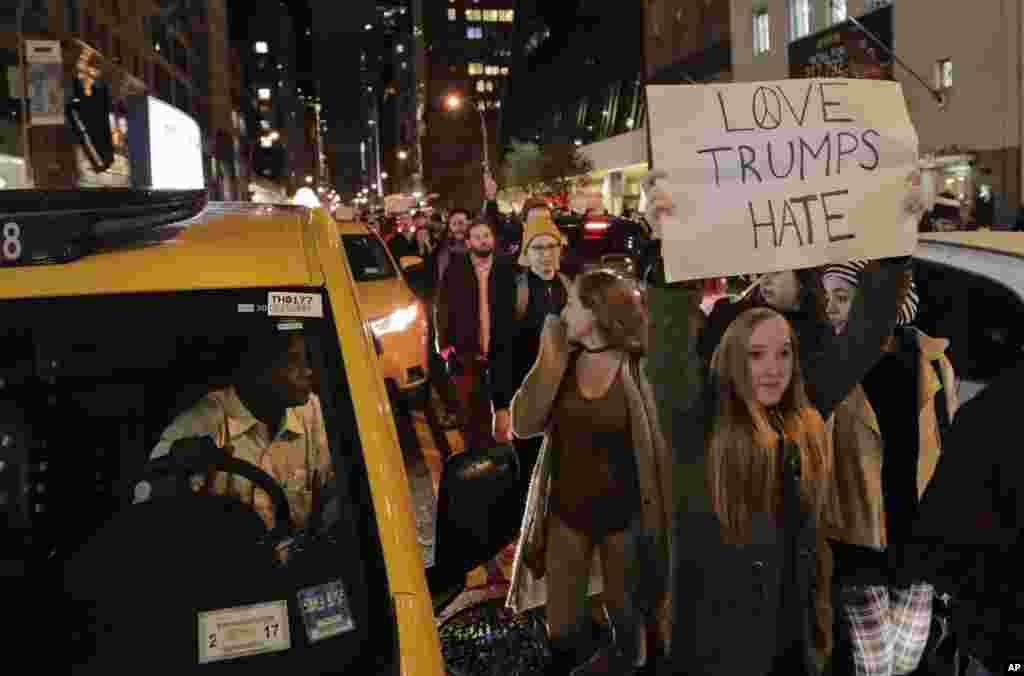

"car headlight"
[370, 303, 420, 335]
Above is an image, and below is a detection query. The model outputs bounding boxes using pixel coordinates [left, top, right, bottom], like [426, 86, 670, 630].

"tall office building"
[423, 0, 518, 209]
[310, 0, 376, 201]
[0, 0, 244, 197]
[238, 2, 306, 194]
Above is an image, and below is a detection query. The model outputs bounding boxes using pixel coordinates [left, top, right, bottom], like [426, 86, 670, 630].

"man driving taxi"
[134, 328, 333, 531]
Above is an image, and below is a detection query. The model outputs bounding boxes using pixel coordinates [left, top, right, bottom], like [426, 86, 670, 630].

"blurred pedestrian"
[428, 208, 472, 429]
[433, 208, 470, 288]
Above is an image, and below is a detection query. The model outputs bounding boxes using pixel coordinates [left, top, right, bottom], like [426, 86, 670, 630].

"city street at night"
[3, 1, 1024, 675]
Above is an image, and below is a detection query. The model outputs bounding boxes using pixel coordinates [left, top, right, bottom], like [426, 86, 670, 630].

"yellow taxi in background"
[335, 220, 429, 403]
[0, 191, 515, 673]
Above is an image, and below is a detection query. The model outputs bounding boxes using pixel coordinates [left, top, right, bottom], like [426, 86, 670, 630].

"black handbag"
[62, 436, 388, 674]
[430, 443, 520, 598]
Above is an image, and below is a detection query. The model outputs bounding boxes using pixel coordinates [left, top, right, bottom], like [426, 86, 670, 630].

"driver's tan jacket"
[136, 387, 332, 530]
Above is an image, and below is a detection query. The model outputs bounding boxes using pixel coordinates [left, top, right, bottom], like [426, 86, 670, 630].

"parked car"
[555, 212, 650, 277]
[914, 230, 1024, 405]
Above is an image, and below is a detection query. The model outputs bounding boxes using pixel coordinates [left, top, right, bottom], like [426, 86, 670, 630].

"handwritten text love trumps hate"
[646, 78, 919, 282]
[697, 81, 880, 250]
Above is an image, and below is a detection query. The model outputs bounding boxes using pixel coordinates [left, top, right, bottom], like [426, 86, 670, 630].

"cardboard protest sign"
[646, 79, 920, 283]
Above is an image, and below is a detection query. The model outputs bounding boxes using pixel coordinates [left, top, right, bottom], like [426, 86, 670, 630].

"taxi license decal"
[297, 579, 356, 643]
[277, 320, 304, 331]
[197, 599, 290, 664]
[268, 292, 324, 318]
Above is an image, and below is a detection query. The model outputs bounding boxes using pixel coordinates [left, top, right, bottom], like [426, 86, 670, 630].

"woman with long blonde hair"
[706, 306, 837, 676]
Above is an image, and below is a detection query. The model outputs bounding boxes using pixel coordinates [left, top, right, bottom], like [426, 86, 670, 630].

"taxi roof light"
[0, 189, 207, 266]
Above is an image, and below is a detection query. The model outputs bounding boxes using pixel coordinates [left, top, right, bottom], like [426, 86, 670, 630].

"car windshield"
[342, 235, 398, 282]
[0, 287, 397, 672]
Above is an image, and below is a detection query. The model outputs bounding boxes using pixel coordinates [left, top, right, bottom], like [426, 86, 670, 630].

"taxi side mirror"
[427, 444, 520, 612]
[399, 256, 423, 271]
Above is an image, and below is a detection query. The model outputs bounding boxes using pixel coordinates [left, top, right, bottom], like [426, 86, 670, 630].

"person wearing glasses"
[492, 212, 571, 455]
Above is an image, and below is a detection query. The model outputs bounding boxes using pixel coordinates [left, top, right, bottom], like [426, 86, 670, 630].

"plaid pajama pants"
[838, 583, 934, 676]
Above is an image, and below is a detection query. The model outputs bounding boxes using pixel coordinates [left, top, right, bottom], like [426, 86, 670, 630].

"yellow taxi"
[0, 190, 512, 673]
[335, 219, 429, 403]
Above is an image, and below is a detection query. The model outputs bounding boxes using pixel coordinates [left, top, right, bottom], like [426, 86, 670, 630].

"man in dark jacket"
[427, 208, 471, 429]
[491, 211, 571, 513]
[388, 223, 417, 261]
[433, 208, 470, 288]
[891, 357, 1024, 675]
[435, 219, 517, 452]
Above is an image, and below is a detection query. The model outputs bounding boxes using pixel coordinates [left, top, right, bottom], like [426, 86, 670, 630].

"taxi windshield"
[342, 234, 398, 282]
[0, 287, 397, 672]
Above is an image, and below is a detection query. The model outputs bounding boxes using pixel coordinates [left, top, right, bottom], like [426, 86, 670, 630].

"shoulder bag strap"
[515, 272, 530, 322]
[931, 360, 952, 444]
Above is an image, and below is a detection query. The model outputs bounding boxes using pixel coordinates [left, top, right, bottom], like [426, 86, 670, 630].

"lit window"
[486, 81, 494, 92]
[486, 65, 499, 75]
[753, 9, 771, 54]
[467, 26, 483, 39]
[500, 9, 515, 22]
[448, 8, 456, 20]
[401, 61, 408, 69]
[495, 100, 501, 109]
[483, 9, 498, 22]
[830, 0, 847, 23]
[789, 0, 812, 40]
[477, 80, 486, 92]
[254, 41, 269, 54]
[468, 62, 484, 75]
[466, 9, 481, 20]
[501, 66, 509, 75]
[936, 59, 953, 89]
[257, 88, 271, 101]
[260, 120, 271, 130]
[396, 44, 405, 54]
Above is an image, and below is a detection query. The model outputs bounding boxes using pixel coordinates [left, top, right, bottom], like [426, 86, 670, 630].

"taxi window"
[915, 258, 1024, 403]
[342, 234, 397, 282]
[0, 287, 397, 671]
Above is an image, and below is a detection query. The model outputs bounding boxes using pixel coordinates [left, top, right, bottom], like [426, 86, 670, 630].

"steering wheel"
[135, 436, 296, 541]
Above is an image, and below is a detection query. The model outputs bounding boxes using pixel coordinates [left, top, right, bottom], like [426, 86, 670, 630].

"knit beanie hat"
[821, 260, 868, 290]
[821, 259, 920, 326]
[518, 211, 565, 266]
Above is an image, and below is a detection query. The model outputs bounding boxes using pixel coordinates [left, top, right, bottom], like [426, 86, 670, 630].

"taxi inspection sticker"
[267, 292, 324, 318]
[197, 599, 291, 664]
[297, 579, 356, 643]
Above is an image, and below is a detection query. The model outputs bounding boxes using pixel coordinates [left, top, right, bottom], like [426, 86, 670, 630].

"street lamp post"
[444, 93, 490, 179]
